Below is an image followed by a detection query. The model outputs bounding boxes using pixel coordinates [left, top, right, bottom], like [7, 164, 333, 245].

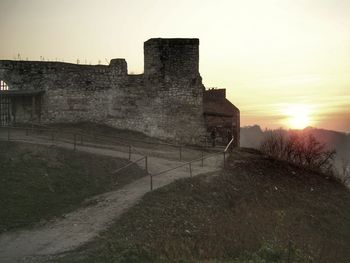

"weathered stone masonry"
[0, 38, 239, 144]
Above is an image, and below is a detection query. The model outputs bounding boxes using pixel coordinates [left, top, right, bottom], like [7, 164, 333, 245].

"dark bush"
[260, 129, 336, 174]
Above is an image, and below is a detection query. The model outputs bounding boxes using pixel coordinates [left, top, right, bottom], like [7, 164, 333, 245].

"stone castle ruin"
[0, 38, 240, 145]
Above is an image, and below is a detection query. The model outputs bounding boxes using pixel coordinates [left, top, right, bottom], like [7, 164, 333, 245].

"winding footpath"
[0, 131, 222, 263]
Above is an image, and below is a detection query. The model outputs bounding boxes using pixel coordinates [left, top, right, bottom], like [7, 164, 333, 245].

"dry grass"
[58, 148, 350, 262]
[0, 141, 146, 233]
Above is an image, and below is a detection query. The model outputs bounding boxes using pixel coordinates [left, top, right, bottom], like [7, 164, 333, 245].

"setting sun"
[283, 105, 312, 129]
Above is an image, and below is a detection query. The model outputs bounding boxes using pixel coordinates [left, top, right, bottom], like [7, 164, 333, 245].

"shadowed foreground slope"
[0, 141, 146, 233]
[59, 148, 350, 263]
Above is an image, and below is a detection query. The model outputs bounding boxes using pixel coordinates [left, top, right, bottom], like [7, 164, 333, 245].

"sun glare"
[283, 104, 312, 129]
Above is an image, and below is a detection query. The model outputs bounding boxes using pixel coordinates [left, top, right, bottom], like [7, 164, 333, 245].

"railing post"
[145, 156, 148, 172]
[74, 134, 77, 151]
[189, 162, 192, 177]
[201, 150, 204, 167]
[145, 156, 153, 190]
[179, 146, 182, 161]
[7, 128, 10, 141]
[223, 151, 226, 168]
[129, 145, 131, 161]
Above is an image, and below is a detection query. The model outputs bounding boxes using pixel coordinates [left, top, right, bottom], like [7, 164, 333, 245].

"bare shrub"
[260, 130, 336, 174]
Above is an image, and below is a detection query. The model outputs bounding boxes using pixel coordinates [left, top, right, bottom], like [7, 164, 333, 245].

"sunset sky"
[1, 0, 349, 132]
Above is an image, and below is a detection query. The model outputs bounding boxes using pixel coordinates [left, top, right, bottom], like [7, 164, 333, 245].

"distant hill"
[302, 127, 350, 160]
[240, 125, 265, 149]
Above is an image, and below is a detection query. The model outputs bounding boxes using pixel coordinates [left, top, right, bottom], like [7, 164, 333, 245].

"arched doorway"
[0, 80, 12, 126]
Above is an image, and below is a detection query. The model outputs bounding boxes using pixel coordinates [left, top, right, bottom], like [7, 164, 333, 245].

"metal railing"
[0, 125, 235, 192]
[0, 123, 222, 161]
[0, 125, 144, 159]
[154, 137, 234, 177]
[114, 138, 235, 191]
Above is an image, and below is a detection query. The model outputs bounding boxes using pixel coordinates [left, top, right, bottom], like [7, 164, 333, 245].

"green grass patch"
[0, 141, 146, 233]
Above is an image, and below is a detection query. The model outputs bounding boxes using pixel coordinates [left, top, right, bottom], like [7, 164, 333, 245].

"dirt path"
[0, 133, 223, 263]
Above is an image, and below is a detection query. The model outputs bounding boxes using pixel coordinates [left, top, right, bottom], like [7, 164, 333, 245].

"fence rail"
[0, 125, 235, 191]
[152, 138, 234, 176]
[0, 123, 222, 161]
[0, 125, 147, 156]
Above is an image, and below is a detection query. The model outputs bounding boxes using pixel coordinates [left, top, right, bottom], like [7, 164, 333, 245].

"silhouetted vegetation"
[260, 130, 336, 175]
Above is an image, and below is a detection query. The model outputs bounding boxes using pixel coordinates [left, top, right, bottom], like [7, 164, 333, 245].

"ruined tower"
[142, 38, 205, 142]
[144, 38, 199, 80]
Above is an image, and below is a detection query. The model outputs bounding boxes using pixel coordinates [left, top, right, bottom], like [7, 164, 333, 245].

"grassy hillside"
[58, 148, 350, 263]
[0, 141, 146, 233]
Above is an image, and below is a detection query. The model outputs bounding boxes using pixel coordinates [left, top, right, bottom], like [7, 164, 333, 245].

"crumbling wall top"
[109, 58, 127, 75]
[204, 88, 226, 101]
[144, 38, 199, 45]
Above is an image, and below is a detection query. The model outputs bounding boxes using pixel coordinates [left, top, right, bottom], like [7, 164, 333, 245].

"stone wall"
[0, 38, 207, 144]
[203, 88, 240, 146]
